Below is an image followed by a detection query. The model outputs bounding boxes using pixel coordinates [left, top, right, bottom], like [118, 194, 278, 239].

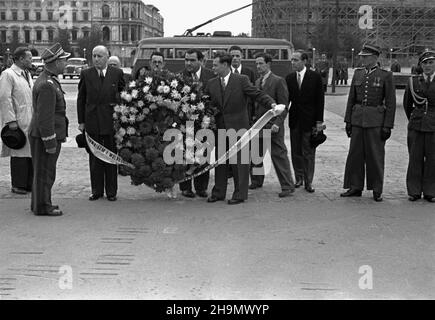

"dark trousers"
[179, 172, 209, 192]
[406, 130, 435, 197]
[250, 128, 295, 191]
[343, 126, 385, 193]
[290, 125, 316, 186]
[88, 134, 117, 197]
[30, 137, 61, 214]
[10, 157, 33, 190]
[211, 132, 249, 200]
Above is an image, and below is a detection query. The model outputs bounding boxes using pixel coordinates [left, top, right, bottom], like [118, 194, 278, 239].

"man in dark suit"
[77, 45, 125, 202]
[206, 53, 276, 205]
[29, 42, 70, 216]
[250, 53, 295, 197]
[178, 49, 215, 198]
[229, 45, 257, 123]
[341, 43, 396, 202]
[286, 51, 325, 193]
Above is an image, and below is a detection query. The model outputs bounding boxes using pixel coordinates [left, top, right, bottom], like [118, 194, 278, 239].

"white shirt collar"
[222, 71, 231, 86]
[195, 66, 202, 79]
[97, 67, 107, 76]
[231, 65, 242, 74]
[11, 63, 25, 75]
[297, 66, 307, 83]
[424, 72, 435, 82]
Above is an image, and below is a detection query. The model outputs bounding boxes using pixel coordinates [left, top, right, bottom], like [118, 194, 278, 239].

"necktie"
[99, 70, 105, 83]
[22, 71, 30, 87]
[221, 77, 226, 90]
[297, 72, 302, 89]
[258, 76, 264, 90]
[426, 75, 432, 89]
[192, 72, 199, 82]
[234, 68, 240, 74]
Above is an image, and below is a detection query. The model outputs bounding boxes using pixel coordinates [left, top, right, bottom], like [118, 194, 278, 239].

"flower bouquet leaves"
[113, 71, 217, 193]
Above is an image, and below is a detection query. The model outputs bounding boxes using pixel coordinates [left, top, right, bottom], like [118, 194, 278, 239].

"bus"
[131, 36, 294, 80]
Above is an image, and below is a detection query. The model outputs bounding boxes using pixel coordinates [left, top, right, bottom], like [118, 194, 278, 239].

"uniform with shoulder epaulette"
[341, 43, 396, 201]
[403, 50, 435, 202]
[29, 43, 70, 216]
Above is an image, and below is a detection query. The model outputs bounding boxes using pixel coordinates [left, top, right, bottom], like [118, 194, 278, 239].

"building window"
[71, 1, 76, 7]
[48, 29, 54, 42]
[36, 11, 41, 20]
[59, 1, 64, 6]
[71, 30, 77, 41]
[0, 12, 5, 20]
[73, 12, 77, 22]
[24, 11, 29, 20]
[102, 4, 110, 18]
[36, 30, 42, 41]
[12, 30, 19, 42]
[131, 27, 136, 42]
[1, 30, 6, 43]
[83, 11, 89, 21]
[102, 26, 110, 41]
[122, 6, 129, 19]
[131, 6, 136, 19]
[48, 1, 53, 6]
[83, 30, 89, 38]
[122, 26, 129, 42]
[83, 2, 88, 7]
[23, 1, 29, 7]
[35, 0, 41, 7]
[24, 30, 30, 43]
[12, 11, 18, 20]
[0, 1, 4, 7]
[48, 11, 53, 20]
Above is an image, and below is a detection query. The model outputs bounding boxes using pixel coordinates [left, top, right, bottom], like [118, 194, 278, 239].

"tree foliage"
[77, 25, 107, 61]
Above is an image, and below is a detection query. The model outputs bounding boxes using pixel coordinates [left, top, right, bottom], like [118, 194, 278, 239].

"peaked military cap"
[358, 43, 381, 56]
[418, 49, 435, 64]
[41, 42, 71, 63]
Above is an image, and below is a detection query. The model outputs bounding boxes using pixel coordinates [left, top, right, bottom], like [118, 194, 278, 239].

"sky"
[147, 0, 253, 37]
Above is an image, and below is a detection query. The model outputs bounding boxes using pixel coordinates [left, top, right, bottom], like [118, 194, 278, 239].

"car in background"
[62, 57, 88, 79]
[30, 56, 44, 78]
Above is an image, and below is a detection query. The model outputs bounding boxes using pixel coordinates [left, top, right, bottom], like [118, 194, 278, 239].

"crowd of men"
[1, 41, 434, 216]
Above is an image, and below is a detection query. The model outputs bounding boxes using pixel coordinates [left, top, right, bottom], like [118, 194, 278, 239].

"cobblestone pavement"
[1, 78, 434, 300]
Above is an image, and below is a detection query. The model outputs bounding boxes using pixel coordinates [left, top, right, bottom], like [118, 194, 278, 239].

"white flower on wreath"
[190, 93, 197, 101]
[128, 114, 136, 123]
[118, 127, 127, 137]
[181, 104, 190, 113]
[137, 114, 145, 122]
[143, 108, 150, 115]
[113, 113, 118, 120]
[127, 127, 136, 135]
[145, 93, 154, 102]
[121, 91, 132, 102]
[120, 115, 128, 123]
[131, 89, 139, 99]
[157, 85, 164, 94]
[163, 85, 170, 94]
[201, 116, 211, 128]
[190, 104, 197, 112]
[182, 85, 191, 94]
[137, 100, 144, 108]
[171, 90, 181, 100]
[129, 107, 138, 114]
[197, 102, 205, 111]
[156, 96, 164, 105]
[143, 85, 150, 94]
[121, 105, 129, 115]
[170, 79, 178, 88]
[126, 141, 133, 148]
[114, 105, 122, 113]
[145, 77, 153, 84]
[190, 114, 199, 121]
[129, 81, 137, 88]
[150, 103, 158, 110]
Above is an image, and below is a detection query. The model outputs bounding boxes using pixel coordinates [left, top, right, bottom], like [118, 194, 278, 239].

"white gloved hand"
[271, 104, 286, 116]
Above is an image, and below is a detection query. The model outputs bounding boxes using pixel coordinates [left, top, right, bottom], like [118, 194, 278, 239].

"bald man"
[77, 45, 125, 201]
[108, 56, 121, 69]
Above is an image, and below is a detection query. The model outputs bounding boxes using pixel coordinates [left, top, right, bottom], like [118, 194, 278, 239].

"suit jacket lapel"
[300, 70, 309, 92]
[92, 67, 103, 93]
[223, 73, 234, 108]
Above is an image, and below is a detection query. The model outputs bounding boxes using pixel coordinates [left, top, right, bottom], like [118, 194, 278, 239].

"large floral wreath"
[113, 71, 217, 193]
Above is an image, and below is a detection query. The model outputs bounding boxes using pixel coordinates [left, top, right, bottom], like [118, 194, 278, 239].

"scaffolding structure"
[252, 0, 435, 55]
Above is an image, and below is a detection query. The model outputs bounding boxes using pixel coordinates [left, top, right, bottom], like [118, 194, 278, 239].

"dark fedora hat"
[1, 125, 26, 150]
[310, 131, 327, 148]
[75, 133, 89, 152]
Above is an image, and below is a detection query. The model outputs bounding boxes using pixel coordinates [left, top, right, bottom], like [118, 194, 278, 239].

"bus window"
[247, 48, 264, 59]
[140, 48, 156, 59]
[265, 49, 279, 60]
[281, 49, 289, 60]
[160, 48, 174, 59]
[175, 48, 189, 59]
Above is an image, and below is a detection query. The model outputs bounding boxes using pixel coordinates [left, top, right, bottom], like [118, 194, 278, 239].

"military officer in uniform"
[403, 50, 435, 203]
[341, 43, 396, 202]
[29, 43, 70, 216]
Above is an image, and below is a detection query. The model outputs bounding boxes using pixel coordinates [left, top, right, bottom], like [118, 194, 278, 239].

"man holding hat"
[341, 43, 396, 202]
[29, 43, 70, 216]
[0, 47, 34, 195]
[403, 49, 435, 203]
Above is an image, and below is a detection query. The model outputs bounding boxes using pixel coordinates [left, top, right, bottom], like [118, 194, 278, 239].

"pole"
[312, 47, 316, 70]
[351, 48, 354, 68]
[331, 0, 339, 93]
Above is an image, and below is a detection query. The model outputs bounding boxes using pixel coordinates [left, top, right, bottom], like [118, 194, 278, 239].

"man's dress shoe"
[424, 195, 435, 203]
[89, 194, 102, 201]
[207, 195, 224, 203]
[34, 208, 63, 216]
[373, 192, 383, 202]
[195, 190, 208, 198]
[408, 195, 421, 202]
[294, 180, 303, 188]
[305, 185, 315, 193]
[249, 184, 262, 190]
[340, 189, 362, 197]
[107, 196, 117, 201]
[11, 187, 28, 195]
[181, 190, 195, 198]
[278, 190, 294, 198]
[227, 199, 244, 205]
